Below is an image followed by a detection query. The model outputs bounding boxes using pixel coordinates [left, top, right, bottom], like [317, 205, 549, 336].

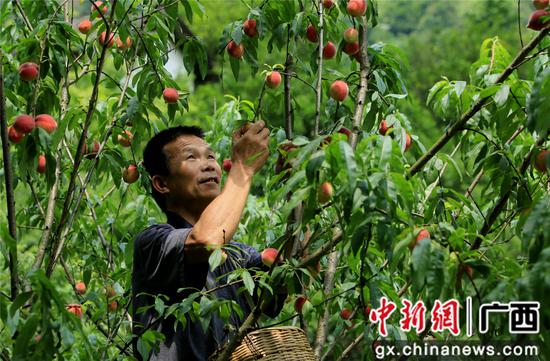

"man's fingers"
[248, 120, 266, 134]
[258, 127, 270, 139]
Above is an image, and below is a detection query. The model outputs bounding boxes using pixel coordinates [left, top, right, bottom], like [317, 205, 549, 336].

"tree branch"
[407, 28, 550, 179]
[0, 53, 19, 300]
[313, 0, 324, 136]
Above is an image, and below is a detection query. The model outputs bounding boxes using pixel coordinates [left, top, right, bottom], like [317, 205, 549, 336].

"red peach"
[163, 88, 179, 103]
[14, 114, 35, 134]
[533, 0, 549, 9]
[294, 296, 307, 313]
[116, 36, 132, 50]
[535, 149, 549, 172]
[265, 71, 282, 88]
[343, 28, 359, 43]
[222, 159, 232, 172]
[8, 126, 24, 144]
[306, 24, 318, 43]
[75, 281, 87, 295]
[66, 303, 83, 318]
[99, 31, 115, 47]
[117, 130, 133, 147]
[323, 0, 334, 9]
[108, 300, 118, 312]
[405, 133, 412, 151]
[318, 182, 333, 204]
[329, 80, 349, 102]
[340, 308, 352, 320]
[78, 19, 92, 34]
[91, 1, 108, 18]
[347, 0, 366, 17]
[35, 114, 57, 134]
[378, 120, 393, 135]
[122, 164, 139, 184]
[343, 42, 360, 55]
[527, 9, 550, 30]
[243, 19, 258, 37]
[323, 42, 336, 59]
[261, 248, 279, 267]
[227, 40, 244, 59]
[37, 155, 46, 174]
[338, 127, 352, 140]
[18, 62, 39, 81]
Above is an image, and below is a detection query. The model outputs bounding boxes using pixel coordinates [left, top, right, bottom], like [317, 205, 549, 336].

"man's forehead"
[163, 135, 213, 156]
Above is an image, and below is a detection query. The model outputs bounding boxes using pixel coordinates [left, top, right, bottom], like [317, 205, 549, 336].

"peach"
[294, 296, 307, 313]
[535, 149, 549, 172]
[322, 42, 336, 59]
[318, 182, 333, 204]
[14, 114, 35, 134]
[227, 40, 244, 59]
[323, 0, 334, 9]
[8, 126, 24, 144]
[78, 19, 92, 34]
[117, 130, 133, 147]
[163, 88, 179, 103]
[75, 281, 87, 295]
[343, 42, 359, 55]
[18, 62, 39, 81]
[91, 1, 108, 18]
[306, 24, 318, 43]
[405, 133, 412, 151]
[261, 248, 279, 267]
[66, 303, 83, 318]
[99, 31, 115, 47]
[340, 308, 352, 320]
[116, 36, 132, 50]
[344, 28, 359, 43]
[122, 164, 139, 183]
[527, 9, 550, 30]
[37, 155, 46, 174]
[222, 159, 232, 172]
[243, 19, 258, 37]
[35, 114, 57, 134]
[533, 0, 549, 10]
[378, 119, 393, 135]
[265, 71, 282, 88]
[329, 80, 349, 102]
[347, 0, 366, 17]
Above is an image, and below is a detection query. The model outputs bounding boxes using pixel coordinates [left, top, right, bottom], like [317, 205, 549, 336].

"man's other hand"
[231, 120, 270, 175]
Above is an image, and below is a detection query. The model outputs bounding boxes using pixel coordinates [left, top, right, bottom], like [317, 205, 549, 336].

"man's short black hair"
[143, 126, 205, 212]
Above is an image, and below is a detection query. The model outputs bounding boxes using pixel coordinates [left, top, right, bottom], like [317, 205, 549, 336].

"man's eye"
[208, 155, 216, 159]
[186, 155, 195, 159]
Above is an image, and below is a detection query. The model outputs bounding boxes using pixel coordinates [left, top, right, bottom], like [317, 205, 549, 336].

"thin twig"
[313, 0, 324, 136]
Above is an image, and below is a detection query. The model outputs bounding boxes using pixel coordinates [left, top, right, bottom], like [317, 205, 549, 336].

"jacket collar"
[165, 210, 194, 229]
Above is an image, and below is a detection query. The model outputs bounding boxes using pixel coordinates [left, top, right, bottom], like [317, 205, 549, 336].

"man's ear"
[151, 175, 170, 195]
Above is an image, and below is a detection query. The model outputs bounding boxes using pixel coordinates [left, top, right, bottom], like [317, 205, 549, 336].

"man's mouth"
[199, 176, 219, 184]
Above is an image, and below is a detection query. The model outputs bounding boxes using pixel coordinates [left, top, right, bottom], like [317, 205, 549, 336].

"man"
[131, 121, 284, 360]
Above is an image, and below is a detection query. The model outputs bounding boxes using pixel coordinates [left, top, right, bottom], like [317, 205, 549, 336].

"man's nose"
[201, 159, 216, 171]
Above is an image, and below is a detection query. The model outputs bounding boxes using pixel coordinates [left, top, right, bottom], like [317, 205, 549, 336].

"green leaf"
[493, 84, 510, 107]
[209, 248, 223, 271]
[379, 135, 392, 168]
[411, 238, 431, 292]
[242, 270, 255, 296]
[527, 67, 550, 135]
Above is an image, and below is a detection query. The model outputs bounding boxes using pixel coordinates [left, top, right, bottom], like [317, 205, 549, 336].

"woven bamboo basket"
[210, 326, 317, 361]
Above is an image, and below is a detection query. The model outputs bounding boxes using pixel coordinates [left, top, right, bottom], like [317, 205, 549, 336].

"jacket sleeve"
[134, 224, 193, 291]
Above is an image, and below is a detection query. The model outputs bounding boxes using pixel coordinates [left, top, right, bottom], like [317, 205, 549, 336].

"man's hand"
[231, 121, 270, 176]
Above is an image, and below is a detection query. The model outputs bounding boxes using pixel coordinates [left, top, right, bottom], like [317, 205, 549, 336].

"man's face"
[160, 135, 222, 209]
